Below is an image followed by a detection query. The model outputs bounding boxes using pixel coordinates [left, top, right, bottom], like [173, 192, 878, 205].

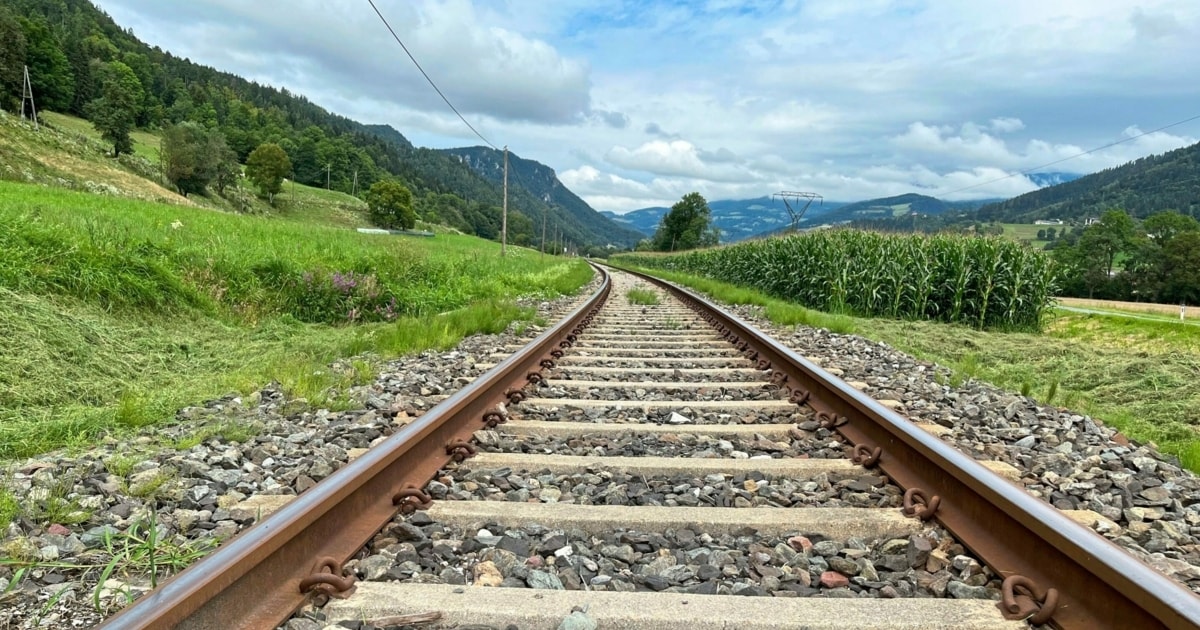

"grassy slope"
[0, 180, 591, 459]
[1000, 223, 1051, 247]
[2, 110, 373, 230]
[624, 266, 1200, 470]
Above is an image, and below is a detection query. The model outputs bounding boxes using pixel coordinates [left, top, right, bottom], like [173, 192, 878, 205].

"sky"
[95, 0, 1200, 213]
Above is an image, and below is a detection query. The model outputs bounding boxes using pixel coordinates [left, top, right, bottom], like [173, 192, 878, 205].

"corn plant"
[614, 230, 1058, 331]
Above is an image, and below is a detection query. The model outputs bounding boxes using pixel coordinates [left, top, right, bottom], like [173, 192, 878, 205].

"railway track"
[96, 264, 1200, 630]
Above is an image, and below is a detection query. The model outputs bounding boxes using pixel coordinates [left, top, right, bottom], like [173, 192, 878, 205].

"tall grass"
[615, 231, 1057, 330]
[0, 182, 581, 324]
[0, 181, 592, 458]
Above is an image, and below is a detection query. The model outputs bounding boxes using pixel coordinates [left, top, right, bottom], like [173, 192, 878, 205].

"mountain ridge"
[977, 143, 1200, 222]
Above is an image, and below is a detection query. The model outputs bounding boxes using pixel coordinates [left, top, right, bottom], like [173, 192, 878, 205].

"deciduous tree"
[1162, 232, 1200, 305]
[0, 7, 26, 113]
[1143, 210, 1200, 247]
[18, 16, 74, 112]
[1078, 209, 1137, 278]
[245, 142, 291, 204]
[161, 123, 240, 197]
[87, 60, 142, 157]
[653, 192, 718, 251]
[366, 179, 416, 230]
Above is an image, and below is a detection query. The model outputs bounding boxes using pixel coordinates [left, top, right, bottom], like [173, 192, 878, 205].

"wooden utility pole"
[21, 66, 38, 130]
[501, 145, 509, 256]
[326, 164, 331, 190]
[351, 170, 358, 196]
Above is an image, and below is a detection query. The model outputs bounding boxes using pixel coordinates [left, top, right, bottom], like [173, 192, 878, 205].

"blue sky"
[95, 0, 1200, 212]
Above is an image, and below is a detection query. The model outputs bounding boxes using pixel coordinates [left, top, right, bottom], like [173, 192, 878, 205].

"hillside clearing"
[2, 110, 373, 230]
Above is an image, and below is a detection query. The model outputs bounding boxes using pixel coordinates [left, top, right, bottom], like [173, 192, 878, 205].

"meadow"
[0, 181, 591, 458]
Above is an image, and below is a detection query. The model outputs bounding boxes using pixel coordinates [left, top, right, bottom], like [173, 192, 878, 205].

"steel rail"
[618, 265, 1200, 630]
[96, 265, 611, 630]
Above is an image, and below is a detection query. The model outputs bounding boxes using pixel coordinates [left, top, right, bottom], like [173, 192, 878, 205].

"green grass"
[41, 111, 162, 162]
[2, 110, 374, 231]
[0, 181, 591, 459]
[625, 288, 660, 305]
[999, 223, 1054, 247]
[627, 265, 1200, 471]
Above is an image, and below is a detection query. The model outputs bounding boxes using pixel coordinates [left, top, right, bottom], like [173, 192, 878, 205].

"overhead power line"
[943, 112, 1200, 197]
[366, 0, 498, 150]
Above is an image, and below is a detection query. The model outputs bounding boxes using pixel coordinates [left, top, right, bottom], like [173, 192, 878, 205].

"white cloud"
[94, 0, 1200, 214]
[989, 117, 1026, 133]
[891, 120, 1197, 173]
[99, 0, 592, 124]
[604, 140, 762, 183]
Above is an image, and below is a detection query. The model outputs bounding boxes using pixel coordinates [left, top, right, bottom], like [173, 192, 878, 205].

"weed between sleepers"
[625, 288, 660, 305]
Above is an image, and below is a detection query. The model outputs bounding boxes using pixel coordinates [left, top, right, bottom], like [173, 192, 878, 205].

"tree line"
[1051, 209, 1200, 304]
[0, 0, 558, 242]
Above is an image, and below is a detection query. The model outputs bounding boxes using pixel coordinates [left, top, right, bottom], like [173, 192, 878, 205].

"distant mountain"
[617, 196, 848, 242]
[439, 147, 646, 248]
[977, 142, 1200, 222]
[799, 193, 976, 226]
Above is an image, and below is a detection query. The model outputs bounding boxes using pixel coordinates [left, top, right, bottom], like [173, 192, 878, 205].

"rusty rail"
[618, 264, 1200, 630]
[95, 266, 611, 630]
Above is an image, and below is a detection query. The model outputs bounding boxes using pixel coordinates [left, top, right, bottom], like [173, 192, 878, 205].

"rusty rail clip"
[482, 408, 507, 428]
[1001, 575, 1060, 624]
[391, 486, 434, 514]
[901, 488, 940, 520]
[445, 439, 478, 462]
[789, 389, 810, 405]
[852, 444, 882, 468]
[298, 556, 356, 599]
[505, 388, 526, 404]
[816, 410, 847, 429]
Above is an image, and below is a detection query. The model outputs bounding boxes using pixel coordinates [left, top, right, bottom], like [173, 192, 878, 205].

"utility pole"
[326, 164, 331, 190]
[501, 145, 509, 256]
[20, 66, 38, 131]
[541, 206, 548, 261]
[351, 170, 358, 196]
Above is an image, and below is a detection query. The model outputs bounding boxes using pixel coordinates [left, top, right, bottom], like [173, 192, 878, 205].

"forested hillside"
[977, 141, 1200, 222]
[0, 0, 632, 246]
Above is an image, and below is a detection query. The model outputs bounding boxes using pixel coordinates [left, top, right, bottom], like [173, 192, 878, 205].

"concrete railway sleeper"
[93, 265, 1200, 630]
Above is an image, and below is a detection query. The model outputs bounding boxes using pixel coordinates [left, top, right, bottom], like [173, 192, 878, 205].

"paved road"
[1056, 305, 1200, 327]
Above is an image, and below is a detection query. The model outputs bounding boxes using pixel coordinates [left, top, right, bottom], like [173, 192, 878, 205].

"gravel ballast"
[0, 283, 598, 630]
[7, 267, 1200, 629]
[474, 426, 852, 460]
[349, 511, 1001, 601]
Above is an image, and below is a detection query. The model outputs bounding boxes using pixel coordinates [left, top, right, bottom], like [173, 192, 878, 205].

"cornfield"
[614, 231, 1058, 330]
